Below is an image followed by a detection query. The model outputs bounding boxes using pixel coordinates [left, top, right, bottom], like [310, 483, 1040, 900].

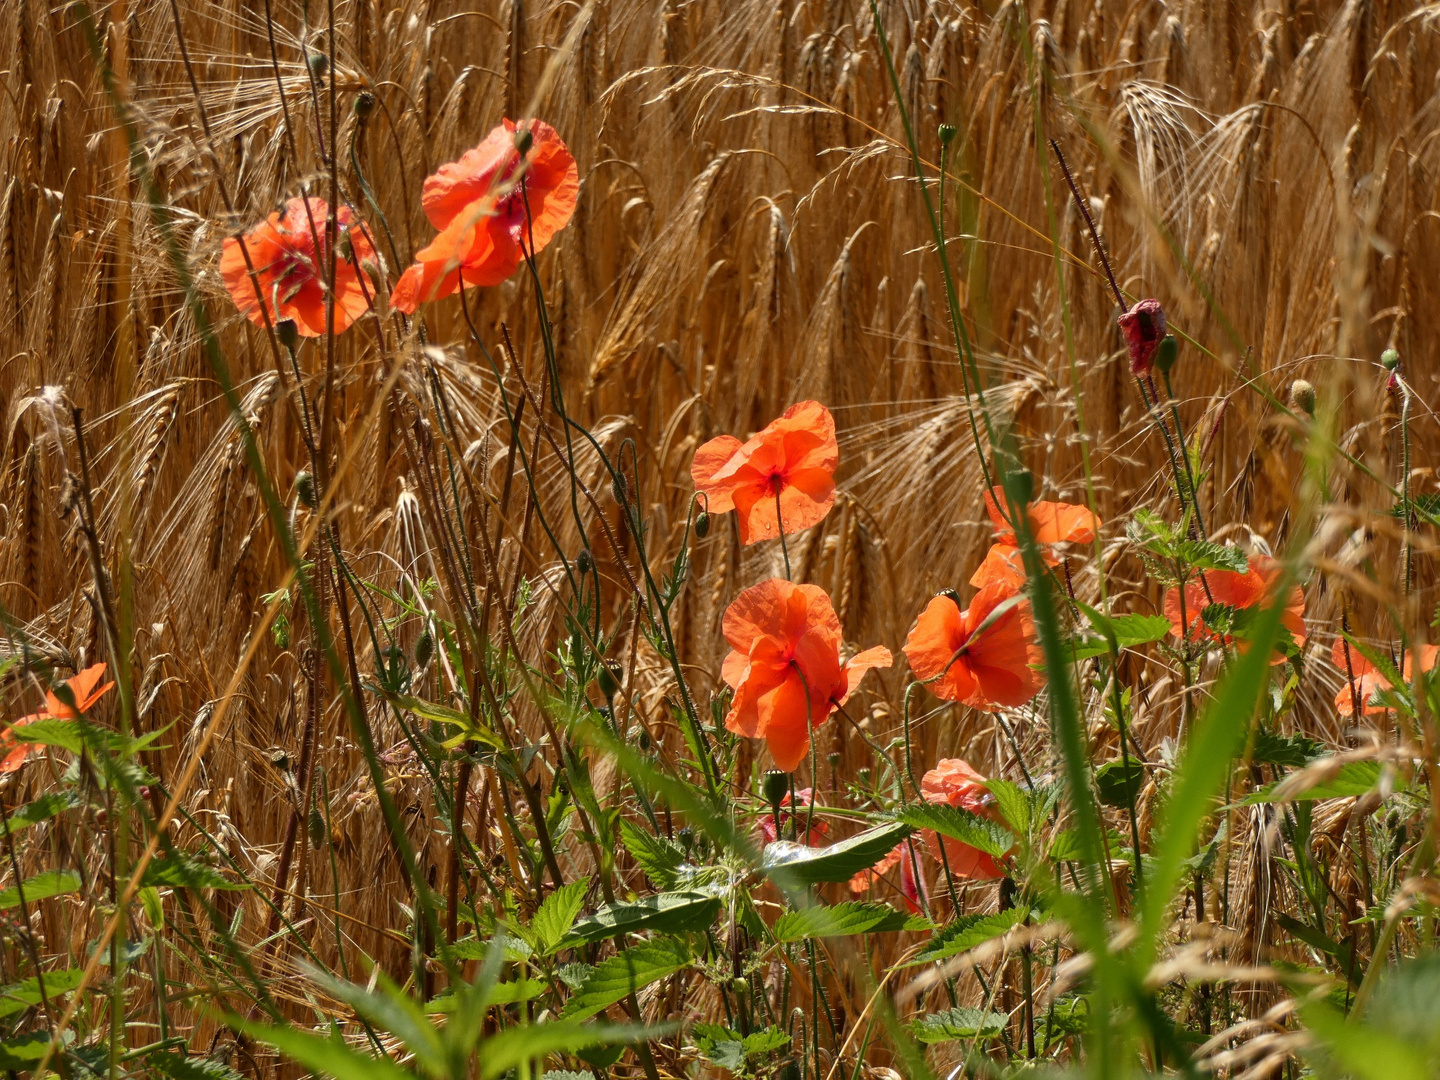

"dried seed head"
[353, 91, 376, 118]
[1117, 298, 1167, 376]
[1289, 379, 1316, 417]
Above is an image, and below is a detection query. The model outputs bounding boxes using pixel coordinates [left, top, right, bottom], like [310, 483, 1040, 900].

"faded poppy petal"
[1118, 298, 1167, 376]
[920, 758, 1006, 880]
[691, 401, 838, 545]
[984, 488, 1100, 547]
[969, 543, 1029, 590]
[838, 646, 892, 704]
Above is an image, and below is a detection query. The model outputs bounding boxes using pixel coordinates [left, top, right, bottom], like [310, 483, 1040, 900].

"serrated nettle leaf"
[0, 968, 84, 1019]
[452, 933, 532, 962]
[892, 804, 1013, 858]
[3, 790, 79, 833]
[909, 1006, 1008, 1043]
[985, 779, 1033, 834]
[619, 819, 685, 890]
[761, 821, 911, 887]
[0, 869, 80, 910]
[565, 890, 721, 944]
[481, 1020, 661, 1080]
[1094, 759, 1146, 808]
[561, 940, 690, 1021]
[1174, 540, 1248, 574]
[1244, 760, 1392, 804]
[1250, 731, 1323, 769]
[0, 1029, 73, 1069]
[148, 1051, 247, 1080]
[531, 879, 589, 955]
[906, 907, 1028, 966]
[426, 978, 546, 1012]
[142, 854, 248, 891]
[772, 901, 910, 942]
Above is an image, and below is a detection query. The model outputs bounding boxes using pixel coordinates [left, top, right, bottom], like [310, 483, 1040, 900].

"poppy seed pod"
[938, 123, 958, 147]
[513, 126, 534, 157]
[762, 769, 791, 811]
[597, 660, 621, 700]
[1382, 348, 1401, 371]
[1289, 379, 1316, 417]
[307, 51, 329, 76]
[1117, 298, 1167, 376]
[353, 91, 375, 118]
[1154, 333, 1178, 375]
[275, 318, 300, 351]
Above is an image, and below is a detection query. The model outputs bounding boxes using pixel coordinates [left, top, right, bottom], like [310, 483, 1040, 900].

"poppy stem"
[776, 486, 792, 581]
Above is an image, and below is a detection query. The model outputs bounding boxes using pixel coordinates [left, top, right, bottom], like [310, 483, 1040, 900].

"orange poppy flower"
[1332, 639, 1439, 716]
[390, 119, 578, 313]
[721, 578, 891, 772]
[692, 402, 839, 545]
[969, 543, 1029, 591]
[846, 840, 927, 912]
[982, 488, 1099, 548]
[1163, 554, 1305, 660]
[904, 583, 1044, 710]
[921, 758, 1007, 880]
[220, 197, 377, 337]
[0, 663, 114, 773]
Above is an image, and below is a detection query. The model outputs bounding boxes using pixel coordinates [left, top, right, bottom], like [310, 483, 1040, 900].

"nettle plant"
[5, 7, 1440, 1080]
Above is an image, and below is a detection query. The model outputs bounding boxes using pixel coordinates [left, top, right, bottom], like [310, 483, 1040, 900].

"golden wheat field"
[2, 0, 1440, 1077]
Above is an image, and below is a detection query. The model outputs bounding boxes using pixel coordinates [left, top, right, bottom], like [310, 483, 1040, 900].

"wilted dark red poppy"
[220, 197, 377, 336]
[1118, 298, 1167, 375]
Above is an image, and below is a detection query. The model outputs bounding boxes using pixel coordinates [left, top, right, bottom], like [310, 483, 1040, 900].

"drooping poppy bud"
[1117, 298, 1167, 376]
[1154, 333, 1178, 375]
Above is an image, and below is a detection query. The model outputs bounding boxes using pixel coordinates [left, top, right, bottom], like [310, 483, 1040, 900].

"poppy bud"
[1289, 379, 1316, 417]
[856, 766, 871, 785]
[295, 470, 318, 508]
[731, 977, 751, 998]
[1154, 333, 1178, 376]
[414, 628, 433, 669]
[597, 660, 621, 700]
[308, 806, 326, 850]
[677, 826, 694, 853]
[762, 769, 790, 811]
[1010, 468, 1034, 506]
[307, 51, 329, 76]
[694, 510, 710, 538]
[1381, 348, 1401, 371]
[576, 548, 594, 575]
[938, 123, 958, 147]
[276, 319, 300, 351]
[826, 751, 841, 772]
[353, 91, 375, 118]
[513, 126, 534, 157]
[1117, 298, 1167, 376]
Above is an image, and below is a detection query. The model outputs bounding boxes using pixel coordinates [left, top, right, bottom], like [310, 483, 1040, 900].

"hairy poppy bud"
[576, 548, 593, 575]
[275, 318, 300, 351]
[295, 470, 317, 508]
[762, 769, 790, 811]
[1289, 379, 1316, 417]
[414, 628, 433, 669]
[307, 51, 329, 76]
[1117, 298, 1167, 376]
[938, 123, 958, 147]
[513, 126, 534, 157]
[694, 510, 710, 538]
[1154, 333, 1178, 375]
[353, 91, 375, 118]
[597, 660, 621, 700]
[308, 806, 326, 850]
[677, 826, 694, 853]
[1381, 348, 1401, 371]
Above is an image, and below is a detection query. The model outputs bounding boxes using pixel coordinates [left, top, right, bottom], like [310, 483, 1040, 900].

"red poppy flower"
[758, 788, 829, 846]
[1163, 554, 1305, 660]
[904, 583, 1044, 710]
[692, 402, 839, 545]
[220, 197, 377, 337]
[846, 840, 927, 912]
[848, 842, 905, 894]
[969, 543, 1029, 591]
[390, 119, 578, 313]
[982, 488, 1099, 548]
[921, 758, 1007, 880]
[1118, 298, 1167, 376]
[0, 663, 114, 773]
[1332, 640, 1439, 716]
[721, 579, 891, 772]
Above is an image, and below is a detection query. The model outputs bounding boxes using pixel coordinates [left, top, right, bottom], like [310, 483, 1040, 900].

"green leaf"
[1174, 541, 1248, 573]
[909, 1007, 1008, 1043]
[984, 779, 1034, 834]
[1250, 731, 1323, 769]
[238, 1020, 412, 1080]
[772, 901, 910, 943]
[906, 908, 1027, 967]
[531, 880, 589, 955]
[565, 891, 720, 945]
[480, 1022, 655, 1079]
[1094, 760, 1145, 808]
[892, 804, 1013, 857]
[426, 979, 546, 1012]
[307, 968, 444, 1076]
[1069, 610, 1171, 661]
[1244, 761, 1390, 804]
[375, 691, 506, 751]
[760, 821, 911, 887]
[0, 969, 85, 1019]
[0, 870, 80, 910]
[618, 821, 684, 890]
[149, 1052, 247, 1080]
[561, 941, 690, 1021]
[0, 1029, 71, 1070]
[2, 791, 79, 834]
[142, 855, 248, 891]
